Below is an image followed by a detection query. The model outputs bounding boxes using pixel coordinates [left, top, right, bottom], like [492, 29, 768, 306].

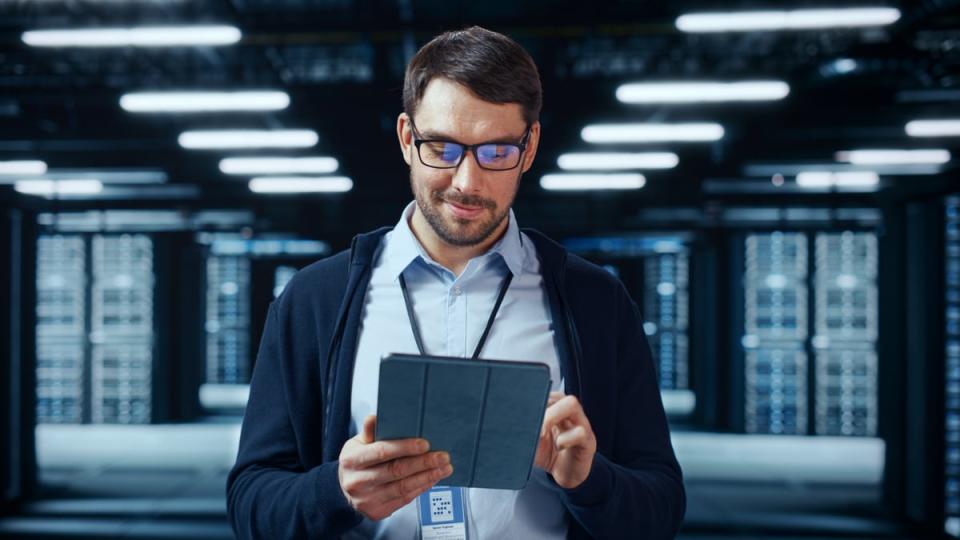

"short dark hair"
[402, 26, 542, 125]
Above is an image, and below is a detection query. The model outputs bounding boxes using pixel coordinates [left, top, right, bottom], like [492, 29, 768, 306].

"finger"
[547, 391, 565, 407]
[554, 425, 590, 450]
[373, 463, 454, 505]
[534, 434, 551, 469]
[363, 470, 446, 521]
[353, 451, 450, 493]
[361, 415, 376, 444]
[542, 395, 590, 435]
[345, 438, 430, 469]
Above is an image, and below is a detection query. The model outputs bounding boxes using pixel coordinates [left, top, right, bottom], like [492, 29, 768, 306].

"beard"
[411, 170, 520, 247]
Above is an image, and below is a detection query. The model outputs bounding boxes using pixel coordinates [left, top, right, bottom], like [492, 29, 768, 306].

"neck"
[409, 208, 508, 276]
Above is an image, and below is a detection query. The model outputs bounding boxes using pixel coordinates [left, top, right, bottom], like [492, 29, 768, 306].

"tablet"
[375, 353, 552, 490]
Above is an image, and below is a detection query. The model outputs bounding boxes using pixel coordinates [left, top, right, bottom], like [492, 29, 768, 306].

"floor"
[0, 421, 929, 539]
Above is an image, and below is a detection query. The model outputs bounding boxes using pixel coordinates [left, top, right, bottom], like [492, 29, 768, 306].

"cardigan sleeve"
[556, 286, 686, 539]
[226, 301, 364, 539]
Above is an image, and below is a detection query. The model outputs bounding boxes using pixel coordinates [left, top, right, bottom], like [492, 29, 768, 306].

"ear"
[520, 121, 541, 174]
[397, 112, 413, 167]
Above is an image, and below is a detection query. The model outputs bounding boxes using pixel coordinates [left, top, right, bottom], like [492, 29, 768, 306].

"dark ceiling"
[0, 0, 958, 243]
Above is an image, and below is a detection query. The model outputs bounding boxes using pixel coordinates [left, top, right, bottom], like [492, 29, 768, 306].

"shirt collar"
[487, 207, 525, 278]
[382, 201, 525, 280]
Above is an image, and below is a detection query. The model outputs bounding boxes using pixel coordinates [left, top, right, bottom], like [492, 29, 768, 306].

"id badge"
[417, 485, 467, 540]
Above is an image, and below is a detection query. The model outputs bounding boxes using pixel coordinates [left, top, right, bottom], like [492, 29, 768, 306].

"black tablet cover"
[375, 353, 552, 490]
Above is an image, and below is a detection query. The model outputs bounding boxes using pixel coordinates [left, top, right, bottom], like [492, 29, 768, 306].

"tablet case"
[375, 353, 552, 490]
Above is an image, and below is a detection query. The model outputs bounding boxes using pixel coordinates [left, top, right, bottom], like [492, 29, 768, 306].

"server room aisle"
[0, 420, 238, 539]
[0, 422, 918, 540]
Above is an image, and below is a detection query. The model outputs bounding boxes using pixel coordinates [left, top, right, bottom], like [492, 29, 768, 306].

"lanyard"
[398, 271, 513, 359]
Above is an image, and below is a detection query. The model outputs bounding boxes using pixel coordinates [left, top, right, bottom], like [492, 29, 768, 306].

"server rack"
[198, 234, 328, 407]
[643, 253, 690, 391]
[205, 255, 251, 385]
[562, 235, 692, 394]
[946, 196, 960, 536]
[35, 236, 86, 424]
[89, 235, 155, 424]
[34, 211, 258, 422]
[35, 233, 157, 424]
[813, 232, 879, 437]
[740, 230, 880, 437]
[742, 232, 809, 435]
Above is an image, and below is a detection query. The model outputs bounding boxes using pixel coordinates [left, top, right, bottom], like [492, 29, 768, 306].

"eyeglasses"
[409, 118, 531, 171]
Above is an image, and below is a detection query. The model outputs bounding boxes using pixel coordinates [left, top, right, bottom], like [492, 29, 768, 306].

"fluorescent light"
[796, 171, 879, 188]
[834, 172, 880, 187]
[906, 120, 960, 137]
[582, 123, 724, 143]
[676, 8, 901, 32]
[0, 160, 47, 176]
[0, 169, 167, 185]
[120, 91, 289, 113]
[557, 152, 678, 170]
[744, 161, 942, 176]
[788, 8, 900, 29]
[248, 176, 353, 194]
[178, 130, 318, 150]
[22, 25, 241, 48]
[616, 81, 789, 104]
[540, 173, 646, 191]
[15, 179, 103, 196]
[836, 149, 950, 165]
[796, 172, 834, 188]
[220, 156, 339, 175]
[831, 58, 858, 74]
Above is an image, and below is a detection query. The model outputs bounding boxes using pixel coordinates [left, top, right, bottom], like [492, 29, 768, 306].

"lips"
[444, 200, 485, 220]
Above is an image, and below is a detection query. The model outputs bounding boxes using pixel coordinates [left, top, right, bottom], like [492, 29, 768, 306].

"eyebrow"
[416, 127, 527, 146]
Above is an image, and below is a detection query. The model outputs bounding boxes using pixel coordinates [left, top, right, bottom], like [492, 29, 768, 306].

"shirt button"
[452, 286, 462, 296]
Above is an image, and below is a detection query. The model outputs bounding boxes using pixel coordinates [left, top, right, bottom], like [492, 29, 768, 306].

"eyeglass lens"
[420, 141, 521, 170]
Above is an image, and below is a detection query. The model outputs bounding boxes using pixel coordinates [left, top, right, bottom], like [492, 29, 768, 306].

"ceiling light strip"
[121, 91, 289, 113]
[676, 8, 901, 33]
[557, 152, 678, 170]
[179, 130, 318, 150]
[23, 26, 241, 47]
[220, 156, 339, 175]
[540, 173, 646, 191]
[616, 81, 789, 104]
[248, 176, 353, 194]
[582, 123, 724, 143]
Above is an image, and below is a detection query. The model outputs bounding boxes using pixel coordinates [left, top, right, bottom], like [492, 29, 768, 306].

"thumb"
[361, 414, 377, 444]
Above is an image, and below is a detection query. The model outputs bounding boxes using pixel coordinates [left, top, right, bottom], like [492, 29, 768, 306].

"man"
[227, 26, 685, 539]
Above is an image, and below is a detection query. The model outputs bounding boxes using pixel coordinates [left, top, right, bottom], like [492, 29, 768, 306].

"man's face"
[397, 77, 540, 248]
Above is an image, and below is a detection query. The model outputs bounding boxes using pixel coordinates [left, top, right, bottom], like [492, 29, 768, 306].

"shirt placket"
[447, 280, 467, 357]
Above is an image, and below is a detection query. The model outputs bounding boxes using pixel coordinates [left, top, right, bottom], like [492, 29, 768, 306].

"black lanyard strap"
[398, 271, 513, 359]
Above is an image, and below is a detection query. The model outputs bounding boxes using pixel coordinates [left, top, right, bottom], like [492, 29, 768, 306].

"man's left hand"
[534, 392, 597, 489]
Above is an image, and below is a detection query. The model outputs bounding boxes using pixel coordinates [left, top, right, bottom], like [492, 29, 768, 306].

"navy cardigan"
[226, 227, 685, 539]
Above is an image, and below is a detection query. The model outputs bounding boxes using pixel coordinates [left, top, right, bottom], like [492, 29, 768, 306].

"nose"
[450, 148, 484, 194]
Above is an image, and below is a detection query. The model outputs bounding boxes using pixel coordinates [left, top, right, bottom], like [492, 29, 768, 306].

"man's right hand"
[338, 414, 453, 521]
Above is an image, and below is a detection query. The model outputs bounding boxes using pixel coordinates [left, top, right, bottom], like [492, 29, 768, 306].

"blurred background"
[0, 1, 957, 539]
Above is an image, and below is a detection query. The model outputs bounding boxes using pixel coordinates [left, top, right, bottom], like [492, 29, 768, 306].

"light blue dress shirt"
[347, 202, 567, 540]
